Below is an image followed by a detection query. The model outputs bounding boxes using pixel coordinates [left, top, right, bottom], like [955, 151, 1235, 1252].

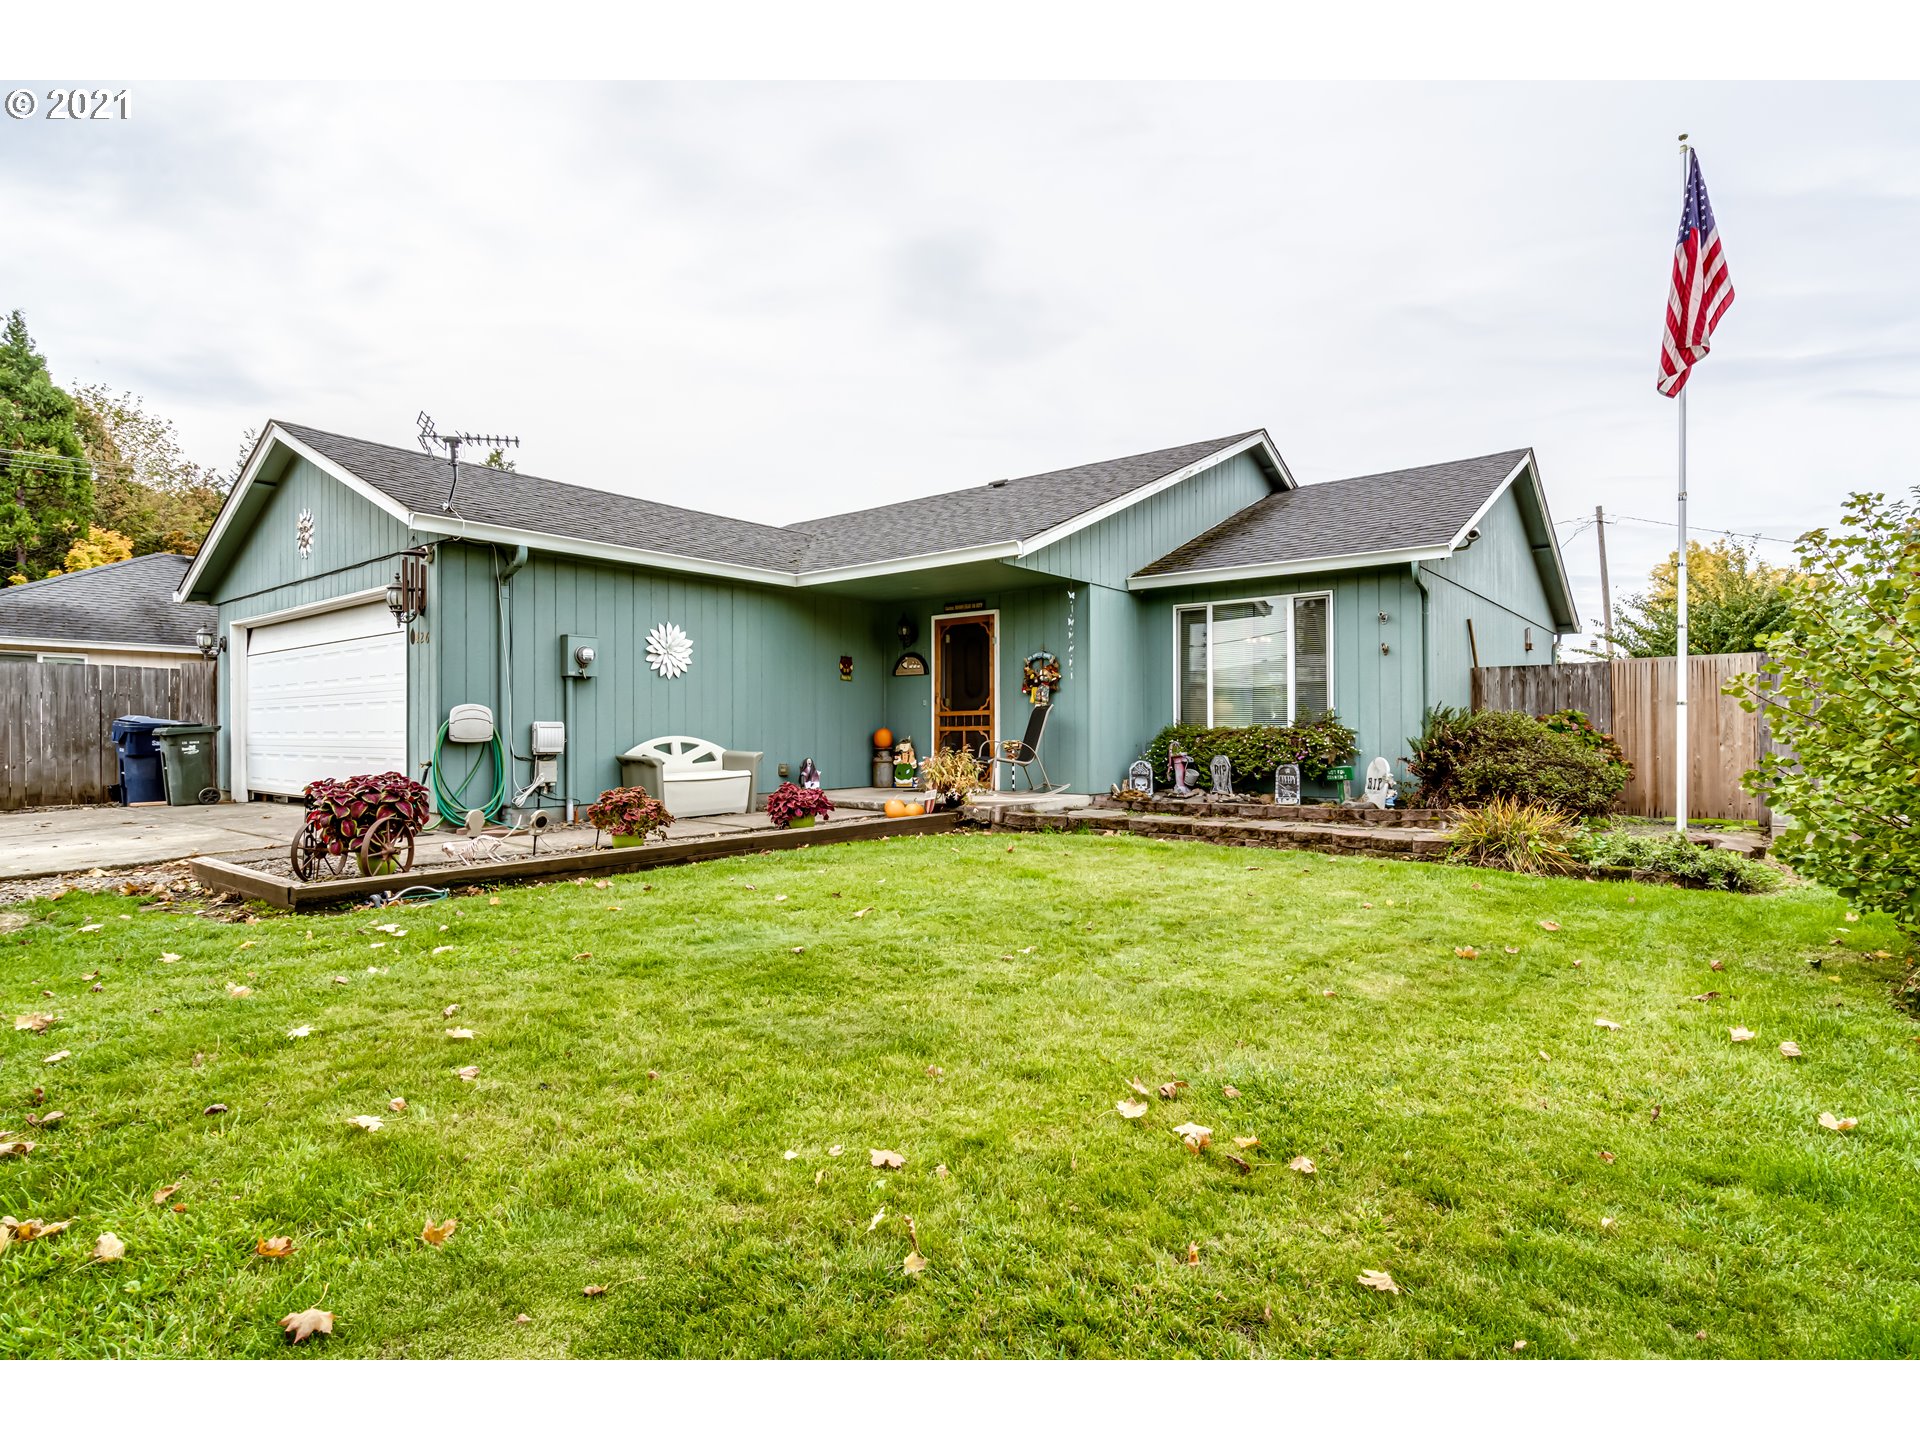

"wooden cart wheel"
[289, 825, 321, 882]
[357, 814, 416, 877]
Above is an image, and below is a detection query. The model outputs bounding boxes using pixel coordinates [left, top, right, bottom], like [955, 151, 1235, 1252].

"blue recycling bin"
[110, 715, 180, 805]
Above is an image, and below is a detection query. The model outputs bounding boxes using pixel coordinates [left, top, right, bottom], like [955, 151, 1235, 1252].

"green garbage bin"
[152, 724, 222, 805]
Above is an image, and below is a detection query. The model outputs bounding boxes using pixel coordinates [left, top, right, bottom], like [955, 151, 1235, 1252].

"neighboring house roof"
[1135, 450, 1533, 578]
[0, 553, 212, 651]
[788, 431, 1279, 571]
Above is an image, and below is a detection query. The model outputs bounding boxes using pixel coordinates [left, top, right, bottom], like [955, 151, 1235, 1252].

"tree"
[71, 386, 230, 556]
[0, 311, 91, 580]
[484, 448, 517, 472]
[53, 525, 135, 575]
[1606, 538, 1799, 657]
[1728, 490, 1920, 942]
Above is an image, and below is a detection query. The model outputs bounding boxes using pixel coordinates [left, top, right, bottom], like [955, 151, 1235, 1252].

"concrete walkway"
[0, 802, 309, 881]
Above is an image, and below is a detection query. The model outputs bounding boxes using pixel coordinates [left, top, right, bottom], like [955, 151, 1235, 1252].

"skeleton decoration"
[646, 622, 693, 679]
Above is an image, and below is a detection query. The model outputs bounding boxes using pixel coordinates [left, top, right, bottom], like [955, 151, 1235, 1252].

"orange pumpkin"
[873, 727, 894, 750]
[904, 802, 924, 817]
[884, 798, 908, 818]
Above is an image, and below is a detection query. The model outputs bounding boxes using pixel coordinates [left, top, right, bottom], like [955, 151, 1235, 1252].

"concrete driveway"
[0, 802, 307, 881]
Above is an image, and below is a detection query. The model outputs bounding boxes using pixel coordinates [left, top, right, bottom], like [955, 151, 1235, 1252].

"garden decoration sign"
[1274, 763, 1302, 806]
[1021, 651, 1061, 704]
[1127, 759, 1154, 796]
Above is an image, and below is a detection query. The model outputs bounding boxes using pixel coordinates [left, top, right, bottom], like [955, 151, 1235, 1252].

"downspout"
[497, 545, 529, 805]
[1410, 559, 1432, 718]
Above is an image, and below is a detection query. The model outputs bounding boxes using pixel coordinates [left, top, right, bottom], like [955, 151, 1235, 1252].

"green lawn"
[3, 831, 1916, 1358]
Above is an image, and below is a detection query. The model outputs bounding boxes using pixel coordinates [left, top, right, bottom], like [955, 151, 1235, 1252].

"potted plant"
[767, 782, 834, 829]
[303, 771, 432, 876]
[918, 747, 985, 811]
[587, 784, 675, 848]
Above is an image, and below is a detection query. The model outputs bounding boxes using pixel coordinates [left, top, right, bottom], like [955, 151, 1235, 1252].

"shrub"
[1145, 714, 1357, 788]
[1537, 708, 1629, 768]
[586, 784, 675, 839]
[920, 748, 986, 802]
[766, 782, 834, 826]
[1572, 830, 1780, 893]
[1407, 707, 1628, 817]
[302, 772, 432, 856]
[1444, 798, 1582, 875]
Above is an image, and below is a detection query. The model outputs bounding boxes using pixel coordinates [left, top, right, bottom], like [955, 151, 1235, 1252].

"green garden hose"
[429, 720, 508, 825]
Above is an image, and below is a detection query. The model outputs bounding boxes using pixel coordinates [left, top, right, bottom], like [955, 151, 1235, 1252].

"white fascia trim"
[1015, 433, 1288, 561]
[0, 636, 201, 656]
[406, 513, 802, 588]
[1127, 544, 1453, 591]
[795, 541, 1022, 586]
[173, 423, 416, 602]
[1443, 451, 1580, 631]
[1445, 453, 1535, 550]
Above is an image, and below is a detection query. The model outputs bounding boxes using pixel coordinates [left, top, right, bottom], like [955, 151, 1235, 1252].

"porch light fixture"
[387, 549, 429, 628]
[194, 624, 226, 658]
[896, 615, 918, 648]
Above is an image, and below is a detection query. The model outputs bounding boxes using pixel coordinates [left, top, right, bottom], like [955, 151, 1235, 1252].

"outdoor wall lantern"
[194, 625, 226, 658]
[387, 549, 429, 628]
[896, 615, 919, 648]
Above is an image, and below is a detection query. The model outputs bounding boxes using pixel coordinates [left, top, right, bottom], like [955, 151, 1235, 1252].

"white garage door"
[244, 601, 407, 797]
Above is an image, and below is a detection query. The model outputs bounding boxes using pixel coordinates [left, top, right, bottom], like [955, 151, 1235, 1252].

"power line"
[1556, 508, 1802, 546]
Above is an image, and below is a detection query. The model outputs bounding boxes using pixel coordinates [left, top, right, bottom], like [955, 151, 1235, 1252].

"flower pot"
[784, 815, 819, 829]
[609, 832, 649, 848]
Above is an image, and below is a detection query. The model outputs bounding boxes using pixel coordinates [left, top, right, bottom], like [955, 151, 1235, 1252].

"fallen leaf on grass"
[421, 1218, 458, 1247]
[1287, 1154, 1315, 1174]
[5, 1218, 72, 1242]
[1818, 1112, 1858, 1133]
[867, 1207, 886, 1232]
[1513, 1339, 1528, 1352]
[0, 1139, 35, 1159]
[347, 1115, 385, 1132]
[582, 1284, 607, 1297]
[903, 1250, 929, 1274]
[1221, 1085, 1241, 1099]
[432, 945, 455, 955]
[1126, 1078, 1153, 1099]
[225, 983, 251, 997]
[1322, 989, 1336, 998]
[1779, 1041, 1802, 1058]
[1173, 1122, 1212, 1153]
[1709, 958, 1724, 972]
[203, 1103, 228, 1116]
[388, 1097, 408, 1112]
[14, 1014, 56, 1033]
[1538, 1050, 1551, 1061]
[1454, 947, 1479, 960]
[1599, 1150, 1615, 1164]
[828, 1144, 843, 1157]
[1504, 946, 1520, 955]
[43, 1050, 71, 1065]
[1539, 920, 1561, 932]
[935, 1164, 949, 1180]
[1593, 1018, 1621, 1031]
[1357, 1269, 1401, 1294]
[445, 1028, 474, 1040]
[1600, 1216, 1616, 1229]
[286, 1025, 313, 1040]
[925, 1065, 944, 1077]
[852, 907, 873, 919]
[1691, 992, 1721, 1002]
[454, 1064, 482, 1082]
[443, 1004, 459, 1018]
[869, 1149, 906, 1169]
[28, 1111, 63, 1128]
[1158, 1080, 1188, 1100]
[487, 897, 501, 907]
[1224, 1152, 1251, 1174]
[1729, 1027, 1755, 1043]
[78, 924, 103, 933]
[256, 1236, 295, 1258]
[783, 1150, 800, 1161]
[90, 1233, 125, 1262]
[1116, 1099, 1149, 1120]
[1186, 1242, 1201, 1266]
[152, 1184, 180, 1205]
[280, 1308, 334, 1344]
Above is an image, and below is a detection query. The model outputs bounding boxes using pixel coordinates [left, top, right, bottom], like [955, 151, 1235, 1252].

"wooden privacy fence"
[0, 663, 218, 810]
[1471, 653, 1777, 822]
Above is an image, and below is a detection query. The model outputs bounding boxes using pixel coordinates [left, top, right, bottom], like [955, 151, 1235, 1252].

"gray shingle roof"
[0, 552, 212, 648]
[276, 423, 1271, 575]
[1133, 449, 1532, 578]
[277, 423, 810, 571]
[787, 432, 1268, 570]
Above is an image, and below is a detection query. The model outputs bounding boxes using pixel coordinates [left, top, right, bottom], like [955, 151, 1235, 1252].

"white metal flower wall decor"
[296, 508, 315, 558]
[646, 621, 693, 679]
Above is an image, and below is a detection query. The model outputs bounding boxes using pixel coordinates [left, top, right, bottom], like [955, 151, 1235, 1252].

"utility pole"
[1594, 505, 1614, 657]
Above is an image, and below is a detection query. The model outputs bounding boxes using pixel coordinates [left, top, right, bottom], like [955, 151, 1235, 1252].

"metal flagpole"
[1674, 138, 1691, 836]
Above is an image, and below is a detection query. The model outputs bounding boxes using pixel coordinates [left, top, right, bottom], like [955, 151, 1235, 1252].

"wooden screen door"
[933, 613, 995, 769]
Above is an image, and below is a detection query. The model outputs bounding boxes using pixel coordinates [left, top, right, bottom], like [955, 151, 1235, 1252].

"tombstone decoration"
[1208, 754, 1234, 798]
[1126, 759, 1154, 796]
[798, 757, 823, 791]
[1274, 763, 1302, 806]
[1361, 756, 1398, 810]
[1167, 747, 1200, 798]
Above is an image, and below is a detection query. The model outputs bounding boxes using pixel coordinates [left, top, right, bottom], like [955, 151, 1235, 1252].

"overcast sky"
[7, 81, 1916, 645]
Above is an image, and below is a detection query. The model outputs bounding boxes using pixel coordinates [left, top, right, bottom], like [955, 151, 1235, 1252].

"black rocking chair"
[978, 702, 1059, 792]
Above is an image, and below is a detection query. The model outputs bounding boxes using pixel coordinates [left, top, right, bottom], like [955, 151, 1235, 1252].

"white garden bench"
[617, 736, 763, 817]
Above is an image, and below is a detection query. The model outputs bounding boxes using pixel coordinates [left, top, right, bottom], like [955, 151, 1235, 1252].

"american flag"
[1657, 150, 1734, 396]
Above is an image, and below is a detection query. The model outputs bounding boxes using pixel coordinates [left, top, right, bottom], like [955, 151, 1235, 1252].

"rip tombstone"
[1361, 757, 1398, 809]
[1208, 754, 1234, 798]
[1126, 759, 1154, 796]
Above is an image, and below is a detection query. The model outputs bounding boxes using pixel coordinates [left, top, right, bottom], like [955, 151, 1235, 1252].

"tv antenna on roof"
[416, 411, 519, 513]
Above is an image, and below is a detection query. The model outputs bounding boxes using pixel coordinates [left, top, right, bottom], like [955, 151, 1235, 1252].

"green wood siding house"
[176, 424, 1578, 809]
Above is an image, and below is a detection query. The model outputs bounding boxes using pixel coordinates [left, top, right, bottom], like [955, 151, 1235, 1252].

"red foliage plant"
[766, 783, 834, 826]
[586, 785, 675, 839]
[302, 772, 432, 856]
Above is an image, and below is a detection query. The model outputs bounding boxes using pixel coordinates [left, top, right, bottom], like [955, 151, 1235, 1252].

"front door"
[933, 612, 995, 771]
